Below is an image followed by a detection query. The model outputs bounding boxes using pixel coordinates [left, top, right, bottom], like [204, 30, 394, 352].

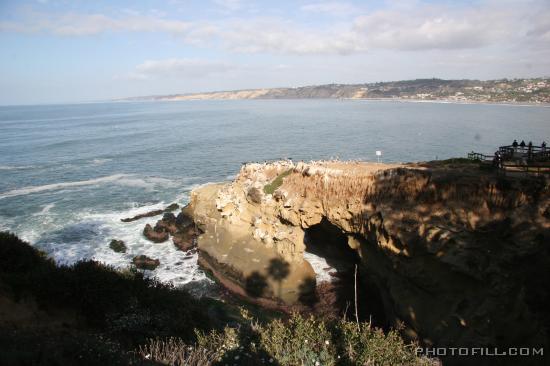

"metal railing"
[468, 144, 550, 175]
[498, 144, 549, 162]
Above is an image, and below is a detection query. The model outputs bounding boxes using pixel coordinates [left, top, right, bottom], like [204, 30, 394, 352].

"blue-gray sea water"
[1, 99, 549, 287]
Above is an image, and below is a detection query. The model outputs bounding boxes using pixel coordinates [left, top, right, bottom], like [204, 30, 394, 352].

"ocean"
[1, 99, 549, 289]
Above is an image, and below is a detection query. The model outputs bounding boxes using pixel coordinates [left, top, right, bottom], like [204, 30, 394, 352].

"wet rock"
[164, 203, 180, 212]
[132, 255, 160, 270]
[143, 223, 169, 243]
[121, 203, 179, 222]
[122, 209, 164, 223]
[172, 226, 198, 252]
[175, 211, 194, 228]
[109, 239, 127, 253]
[154, 213, 178, 235]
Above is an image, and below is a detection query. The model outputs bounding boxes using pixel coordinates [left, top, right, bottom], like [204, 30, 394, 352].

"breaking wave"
[0, 174, 180, 199]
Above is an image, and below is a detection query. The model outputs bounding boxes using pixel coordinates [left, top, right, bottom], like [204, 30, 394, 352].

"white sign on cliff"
[375, 150, 382, 163]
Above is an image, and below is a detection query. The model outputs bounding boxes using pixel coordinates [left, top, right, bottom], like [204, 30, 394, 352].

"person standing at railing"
[512, 139, 518, 152]
[542, 141, 547, 152]
[528, 141, 533, 161]
[520, 140, 526, 153]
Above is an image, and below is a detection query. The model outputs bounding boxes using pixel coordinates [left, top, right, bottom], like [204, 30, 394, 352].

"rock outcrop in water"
[121, 203, 179, 222]
[189, 159, 550, 351]
[132, 255, 160, 270]
[109, 239, 127, 253]
[143, 223, 170, 243]
[142, 207, 200, 251]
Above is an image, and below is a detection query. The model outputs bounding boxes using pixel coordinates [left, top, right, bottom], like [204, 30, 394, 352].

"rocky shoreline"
[185, 159, 550, 351]
[111, 203, 201, 272]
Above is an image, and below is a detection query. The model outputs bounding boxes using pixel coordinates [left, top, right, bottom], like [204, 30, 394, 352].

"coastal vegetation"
[0, 231, 433, 365]
[264, 169, 292, 195]
[120, 78, 550, 104]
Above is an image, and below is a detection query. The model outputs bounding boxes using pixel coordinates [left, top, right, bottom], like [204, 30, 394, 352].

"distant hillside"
[118, 78, 550, 104]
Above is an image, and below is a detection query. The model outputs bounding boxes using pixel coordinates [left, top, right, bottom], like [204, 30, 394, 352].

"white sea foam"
[18, 190, 210, 289]
[0, 164, 34, 170]
[32, 203, 56, 216]
[0, 174, 180, 199]
[0, 216, 15, 232]
[0, 174, 128, 199]
[91, 158, 111, 165]
[303, 251, 338, 283]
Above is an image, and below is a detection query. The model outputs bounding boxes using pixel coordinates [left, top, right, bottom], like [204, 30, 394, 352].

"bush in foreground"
[141, 311, 435, 366]
[0, 232, 434, 365]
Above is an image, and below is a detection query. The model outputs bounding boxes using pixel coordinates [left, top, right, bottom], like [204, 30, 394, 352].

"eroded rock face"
[189, 160, 550, 352]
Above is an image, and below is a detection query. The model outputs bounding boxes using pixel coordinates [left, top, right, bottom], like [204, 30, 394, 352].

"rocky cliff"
[189, 159, 550, 351]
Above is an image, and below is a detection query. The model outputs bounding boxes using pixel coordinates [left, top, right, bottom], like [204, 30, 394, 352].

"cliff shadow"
[302, 217, 388, 326]
[244, 258, 291, 300]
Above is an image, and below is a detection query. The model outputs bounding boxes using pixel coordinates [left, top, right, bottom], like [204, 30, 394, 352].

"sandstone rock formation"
[189, 159, 550, 352]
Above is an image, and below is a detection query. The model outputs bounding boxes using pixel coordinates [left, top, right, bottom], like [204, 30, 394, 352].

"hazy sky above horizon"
[1, 0, 549, 105]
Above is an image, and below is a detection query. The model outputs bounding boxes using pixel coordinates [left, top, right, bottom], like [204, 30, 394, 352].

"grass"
[264, 169, 292, 195]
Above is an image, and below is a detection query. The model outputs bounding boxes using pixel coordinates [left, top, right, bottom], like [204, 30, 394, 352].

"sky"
[0, 0, 549, 105]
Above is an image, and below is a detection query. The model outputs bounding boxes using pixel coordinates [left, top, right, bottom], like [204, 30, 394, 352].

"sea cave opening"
[303, 217, 388, 327]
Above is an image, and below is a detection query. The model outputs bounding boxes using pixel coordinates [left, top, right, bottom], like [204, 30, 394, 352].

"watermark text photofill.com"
[416, 347, 544, 357]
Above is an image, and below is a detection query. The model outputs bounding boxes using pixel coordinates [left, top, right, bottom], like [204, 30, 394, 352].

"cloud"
[301, 2, 358, 16]
[214, 18, 366, 55]
[351, 2, 518, 51]
[0, 12, 192, 36]
[213, 0, 244, 11]
[2, 0, 549, 54]
[125, 58, 236, 80]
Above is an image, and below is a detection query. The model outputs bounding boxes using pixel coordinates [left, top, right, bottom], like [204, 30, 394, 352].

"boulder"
[109, 239, 127, 253]
[143, 223, 169, 243]
[132, 255, 160, 270]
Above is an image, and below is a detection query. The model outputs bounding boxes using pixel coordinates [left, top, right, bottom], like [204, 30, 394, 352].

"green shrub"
[264, 170, 292, 195]
[186, 313, 434, 366]
[336, 321, 432, 366]
[258, 313, 335, 366]
[0, 231, 210, 343]
[1, 232, 434, 366]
